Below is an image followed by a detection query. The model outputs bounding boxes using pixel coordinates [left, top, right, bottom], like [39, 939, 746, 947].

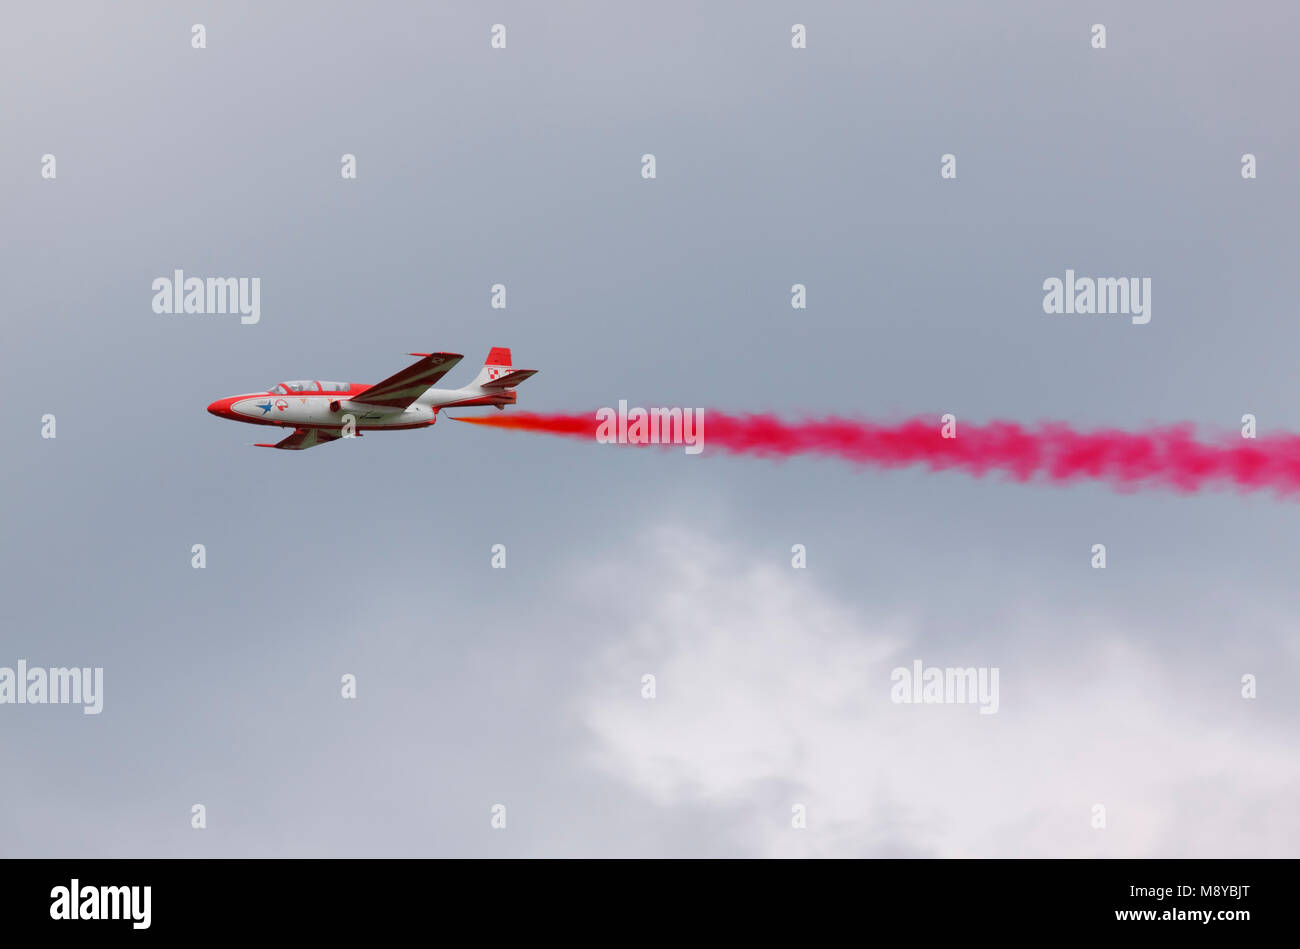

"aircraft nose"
[207, 397, 235, 419]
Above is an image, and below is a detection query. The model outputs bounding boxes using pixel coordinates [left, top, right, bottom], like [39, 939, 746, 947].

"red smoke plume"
[452, 411, 1300, 495]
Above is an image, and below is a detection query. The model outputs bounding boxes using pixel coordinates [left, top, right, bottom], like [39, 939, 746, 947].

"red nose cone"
[207, 397, 237, 419]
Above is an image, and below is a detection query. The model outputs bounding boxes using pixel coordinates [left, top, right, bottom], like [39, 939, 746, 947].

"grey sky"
[2, 1, 1298, 857]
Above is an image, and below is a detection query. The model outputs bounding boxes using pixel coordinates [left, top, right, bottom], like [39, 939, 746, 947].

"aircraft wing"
[255, 428, 345, 451]
[352, 352, 464, 408]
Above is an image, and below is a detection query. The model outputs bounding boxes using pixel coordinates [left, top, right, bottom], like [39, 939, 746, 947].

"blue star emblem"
[257, 401, 273, 415]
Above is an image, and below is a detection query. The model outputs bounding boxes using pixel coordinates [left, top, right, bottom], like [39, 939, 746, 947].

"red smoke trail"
[451, 411, 1300, 495]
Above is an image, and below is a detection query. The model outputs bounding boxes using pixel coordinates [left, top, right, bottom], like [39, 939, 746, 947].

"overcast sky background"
[2, 1, 1298, 857]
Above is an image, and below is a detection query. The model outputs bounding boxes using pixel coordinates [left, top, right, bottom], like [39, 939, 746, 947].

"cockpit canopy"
[267, 380, 351, 394]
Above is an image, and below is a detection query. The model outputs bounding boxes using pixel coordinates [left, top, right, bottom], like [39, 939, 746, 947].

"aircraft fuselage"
[207, 384, 515, 431]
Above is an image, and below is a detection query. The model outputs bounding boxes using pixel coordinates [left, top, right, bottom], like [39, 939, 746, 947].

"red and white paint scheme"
[206, 347, 537, 450]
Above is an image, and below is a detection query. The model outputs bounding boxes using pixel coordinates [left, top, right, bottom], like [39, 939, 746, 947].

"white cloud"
[576, 526, 1300, 857]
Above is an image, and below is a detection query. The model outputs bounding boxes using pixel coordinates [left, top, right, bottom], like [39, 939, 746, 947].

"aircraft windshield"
[282, 381, 320, 392]
[268, 384, 288, 395]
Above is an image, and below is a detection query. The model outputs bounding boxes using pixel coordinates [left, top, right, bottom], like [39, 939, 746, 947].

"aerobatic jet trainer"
[206, 348, 536, 450]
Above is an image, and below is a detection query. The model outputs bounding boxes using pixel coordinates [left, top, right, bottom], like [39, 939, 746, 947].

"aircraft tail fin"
[471, 348, 537, 389]
[470, 347, 512, 386]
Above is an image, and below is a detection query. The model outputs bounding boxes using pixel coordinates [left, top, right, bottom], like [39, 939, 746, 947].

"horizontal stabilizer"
[479, 369, 537, 390]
